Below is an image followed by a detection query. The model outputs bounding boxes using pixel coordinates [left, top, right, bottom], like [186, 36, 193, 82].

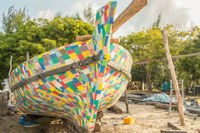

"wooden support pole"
[169, 80, 173, 115]
[8, 56, 13, 88]
[26, 51, 29, 61]
[162, 30, 185, 126]
[181, 79, 184, 101]
[125, 89, 129, 113]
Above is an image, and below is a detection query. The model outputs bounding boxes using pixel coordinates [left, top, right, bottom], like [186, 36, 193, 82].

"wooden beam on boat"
[76, 35, 92, 42]
[76, 0, 147, 42]
[76, 36, 120, 44]
[112, 0, 147, 33]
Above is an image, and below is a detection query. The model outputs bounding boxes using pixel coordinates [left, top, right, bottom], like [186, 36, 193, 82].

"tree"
[42, 16, 93, 45]
[177, 33, 200, 89]
[73, 12, 82, 20]
[120, 25, 192, 91]
[120, 27, 165, 90]
[83, 4, 94, 25]
[2, 6, 29, 33]
[152, 13, 162, 28]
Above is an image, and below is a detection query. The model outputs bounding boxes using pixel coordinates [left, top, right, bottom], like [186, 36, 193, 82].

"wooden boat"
[10, 0, 147, 131]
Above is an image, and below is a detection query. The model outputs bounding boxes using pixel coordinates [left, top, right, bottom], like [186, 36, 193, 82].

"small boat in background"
[10, 0, 147, 131]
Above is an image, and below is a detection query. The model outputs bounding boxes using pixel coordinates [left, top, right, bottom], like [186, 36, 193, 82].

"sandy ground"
[0, 101, 200, 133]
[101, 102, 200, 133]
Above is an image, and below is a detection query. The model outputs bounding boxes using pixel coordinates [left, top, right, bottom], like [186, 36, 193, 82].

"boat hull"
[10, 1, 133, 130]
[11, 42, 132, 129]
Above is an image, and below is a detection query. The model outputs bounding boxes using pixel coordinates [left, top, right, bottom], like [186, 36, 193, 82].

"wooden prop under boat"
[10, 0, 147, 131]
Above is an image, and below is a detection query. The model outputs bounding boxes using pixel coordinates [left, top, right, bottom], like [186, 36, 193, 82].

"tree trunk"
[188, 81, 194, 93]
[146, 68, 152, 91]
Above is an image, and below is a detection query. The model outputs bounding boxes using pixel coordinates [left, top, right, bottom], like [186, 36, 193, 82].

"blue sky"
[0, 0, 200, 37]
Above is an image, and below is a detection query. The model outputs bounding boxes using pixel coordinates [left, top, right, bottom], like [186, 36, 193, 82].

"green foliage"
[41, 16, 93, 45]
[120, 25, 194, 90]
[178, 33, 200, 82]
[0, 6, 94, 83]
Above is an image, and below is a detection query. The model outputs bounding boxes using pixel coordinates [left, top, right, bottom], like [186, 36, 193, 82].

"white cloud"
[66, 0, 92, 16]
[174, 0, 200, 26]
[34, 9, 56, 20]
[29, 0, 200, 37]
[113, 0, 193, 37]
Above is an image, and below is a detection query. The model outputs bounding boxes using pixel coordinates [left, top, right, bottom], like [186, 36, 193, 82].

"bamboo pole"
[162, 29, 185, 126]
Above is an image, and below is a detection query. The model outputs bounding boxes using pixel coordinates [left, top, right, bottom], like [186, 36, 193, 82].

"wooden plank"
[161, 130, 187, 133]
[76, 35, 92, 42]
[167, 122, 181, 130]
[185, 106, 200, 115]
[162, 30, 185, 126]
[145, 101, 158, 105]
[76, 36, 120, 43]
[76, 0, 147, 42]
[155, 103, 177, 110]
[112, 0, 147, 33]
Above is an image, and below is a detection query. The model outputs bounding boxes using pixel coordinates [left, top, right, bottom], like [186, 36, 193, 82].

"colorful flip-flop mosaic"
[10, 1, 133, 131]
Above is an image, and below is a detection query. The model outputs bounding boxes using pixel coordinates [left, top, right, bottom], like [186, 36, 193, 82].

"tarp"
[143, 93, 176, 103]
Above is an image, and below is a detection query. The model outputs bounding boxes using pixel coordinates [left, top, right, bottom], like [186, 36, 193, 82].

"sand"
[0, 101, 200, 133]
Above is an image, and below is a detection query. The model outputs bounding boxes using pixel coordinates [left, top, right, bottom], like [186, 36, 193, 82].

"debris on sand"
[107, 105, 124, 114]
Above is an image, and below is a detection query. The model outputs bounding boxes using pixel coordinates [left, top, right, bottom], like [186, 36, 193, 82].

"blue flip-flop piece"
[19, 115, 40, 127]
